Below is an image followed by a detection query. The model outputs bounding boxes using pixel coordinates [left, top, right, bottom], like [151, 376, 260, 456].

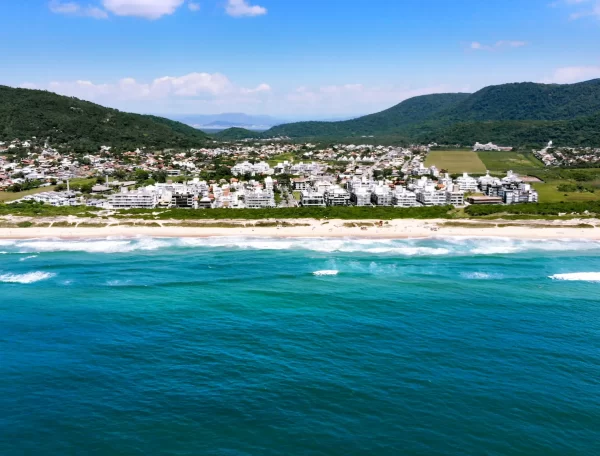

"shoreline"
[0, 218, 599, 240]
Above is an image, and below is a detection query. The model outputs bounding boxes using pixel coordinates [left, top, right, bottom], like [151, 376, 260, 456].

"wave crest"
[549, 272, 600, 282]
[0, 272, 56, 284]
[313, 270, 339, 276]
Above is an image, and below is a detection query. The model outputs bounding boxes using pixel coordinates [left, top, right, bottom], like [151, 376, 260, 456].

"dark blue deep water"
[1, 236, 599, 455]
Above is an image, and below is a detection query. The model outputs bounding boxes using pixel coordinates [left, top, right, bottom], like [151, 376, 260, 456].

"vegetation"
[264, 93, 470, 139]
[213, 128, 263, 141]
[262, 79, 600, 146]
[476, 151, 543, 173]
[465, 201, 600, 217]
[0, 85, 209, 151]
[424, 150, 487, 174]
[118, 205, 454, 220]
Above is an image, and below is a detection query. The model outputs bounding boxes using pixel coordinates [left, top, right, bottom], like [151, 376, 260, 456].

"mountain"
[265, 93, 471, 139]
[170, 113, 285, 130]
[263, 79, 600, 146]
[0, 86, 209, 151]
[213, 128, 263, 140]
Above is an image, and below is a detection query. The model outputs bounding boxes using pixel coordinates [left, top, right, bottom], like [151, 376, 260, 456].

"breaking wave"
[0, 272, 56, 284]
[313, 270, 339, 276]
[0, 236, 598, 256]
[549, 272, 600, 282]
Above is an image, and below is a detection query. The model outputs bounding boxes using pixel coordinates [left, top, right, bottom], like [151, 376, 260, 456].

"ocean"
[1, 236, 599, 455]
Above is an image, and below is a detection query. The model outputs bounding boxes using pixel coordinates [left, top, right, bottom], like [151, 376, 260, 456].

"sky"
[1, 0, 600, 119]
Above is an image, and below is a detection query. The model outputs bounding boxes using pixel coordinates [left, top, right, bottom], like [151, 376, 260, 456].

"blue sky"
[1, 0, 600, 118]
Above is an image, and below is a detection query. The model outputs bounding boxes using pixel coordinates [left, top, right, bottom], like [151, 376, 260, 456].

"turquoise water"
[1, 236, 599, 455]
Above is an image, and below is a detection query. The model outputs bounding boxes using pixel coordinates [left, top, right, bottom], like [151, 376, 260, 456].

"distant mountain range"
[169, 113, 286, 131]
[260, 79, 600, 146]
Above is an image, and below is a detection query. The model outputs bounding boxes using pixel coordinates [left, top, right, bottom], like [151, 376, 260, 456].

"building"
[468, 196, 503, 205]
[245, 189, 276, 208]
[324, 186, 351, 206]
[108, 188, 158, 209]
[455, 172, 478, 192]
[371, 185, 394, 206]
[416, 186, 447, 206]
[292, 178, 310, 191]
[445, 185, 465, 206]
[393, 188, 418, 207]
[300, 190, 326, 207]
[351, 188, 372, 207]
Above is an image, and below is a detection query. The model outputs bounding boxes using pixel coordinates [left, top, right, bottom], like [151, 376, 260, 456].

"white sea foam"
[0, 272, 55, 284]
[19, 255, 38, 262]
[14, 237, 170, 254]
[0, 236, 599, 256]
[461, 272, 503, 280]
[549, 272, 600, 282]
[313, 270, 339, 276]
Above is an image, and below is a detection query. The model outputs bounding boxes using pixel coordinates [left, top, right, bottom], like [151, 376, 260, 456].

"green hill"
[266, 93, 470, 139]
[264, 79, 600, 146]
[213, 127, 263, 141]
[0, 85, 209, 151]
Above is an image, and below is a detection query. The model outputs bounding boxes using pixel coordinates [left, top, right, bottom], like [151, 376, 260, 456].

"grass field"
[533, 183, 600, 203]
[424, 150, 487, 174]
[477, 151, 544, 173]
[0, 178, 97, 203]
[0, 185, 57, 202]
[267, 153, 295, 166]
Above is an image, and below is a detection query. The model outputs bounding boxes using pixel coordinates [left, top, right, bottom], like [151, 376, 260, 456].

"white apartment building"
[393, 188, 418, 207]
[300, 190, 326, 207]
[446, 185, 465, 206]
[108, 188, 158, 209]
[351, 188, 372, 207]
[416, 186, 448, 206]
[371, 185, 394, 206]
[324, 186, 351, 206]
[245, 190, 276, 208]
[455, 173, 478, 192]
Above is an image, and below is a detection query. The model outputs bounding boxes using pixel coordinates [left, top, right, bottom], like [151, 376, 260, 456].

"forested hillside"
[0, 86, 209, 151]
[263, 79, 600, 146]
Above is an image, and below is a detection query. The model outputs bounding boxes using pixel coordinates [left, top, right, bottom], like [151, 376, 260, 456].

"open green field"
[0, 178, 97, 203]
[425, 150, 487, 174]
[268, 153, 295, 166]
[533, 182, 600, 203]
[477, 151, 544, 173]
[0, 185, 57, 202]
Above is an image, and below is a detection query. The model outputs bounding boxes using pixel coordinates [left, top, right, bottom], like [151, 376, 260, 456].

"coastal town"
[0, 137, 545, 211]
[0, 137, 549, 210]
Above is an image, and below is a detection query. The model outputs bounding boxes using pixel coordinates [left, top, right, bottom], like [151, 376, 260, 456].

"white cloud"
[551, 0, 600, 20]
[101, 0, 185, 19]
[49, 0, 109, 19]
[541, 65, 600, 83]
[225, 0, 267, 17]
[285, 83, 457, 116]
[188, 1, 200, 12]
[470, 40, 527, 51]
[21, 73, 273, 114]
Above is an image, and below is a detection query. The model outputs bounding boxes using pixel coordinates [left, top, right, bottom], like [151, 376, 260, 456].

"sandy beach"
[0, 218, 598, 240]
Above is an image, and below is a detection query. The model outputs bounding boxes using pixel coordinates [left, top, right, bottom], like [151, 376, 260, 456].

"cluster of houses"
[534, 141, 600, 167]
